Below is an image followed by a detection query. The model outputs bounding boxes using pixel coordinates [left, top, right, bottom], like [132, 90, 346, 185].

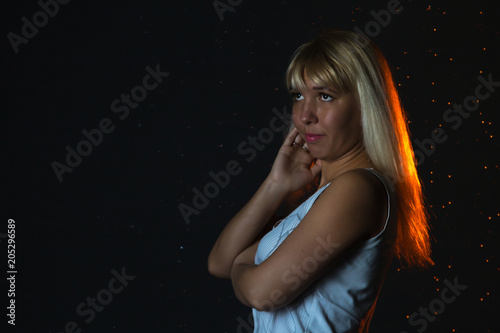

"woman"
[208, 29, 433, 332]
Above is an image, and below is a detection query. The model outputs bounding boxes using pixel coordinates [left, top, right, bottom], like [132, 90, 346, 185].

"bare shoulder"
[318, 168, 386, 197]
[329, 168, 387, 196]
[313, 168, 388, 237]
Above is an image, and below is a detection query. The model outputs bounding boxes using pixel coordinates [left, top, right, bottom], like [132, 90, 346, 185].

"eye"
[320, 93, 334, 101]
[291, 92, 304, 101]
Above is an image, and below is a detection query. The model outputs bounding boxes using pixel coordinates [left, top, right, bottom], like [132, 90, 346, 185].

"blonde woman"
[208, 29, 433, 332]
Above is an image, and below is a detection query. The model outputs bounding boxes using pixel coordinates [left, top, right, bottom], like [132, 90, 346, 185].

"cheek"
[291, 108, 303, 129]
[322, 111, 352, 131]
[325, 100, 362, 130]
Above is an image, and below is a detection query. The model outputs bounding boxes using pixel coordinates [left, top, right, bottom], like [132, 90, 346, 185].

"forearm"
[208, 178, 289, 278]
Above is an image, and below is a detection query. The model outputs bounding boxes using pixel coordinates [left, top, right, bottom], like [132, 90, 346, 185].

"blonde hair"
[285, 29, 433, 269]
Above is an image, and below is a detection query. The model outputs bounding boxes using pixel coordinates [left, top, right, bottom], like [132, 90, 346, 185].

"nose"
[299, 98, 317, 125]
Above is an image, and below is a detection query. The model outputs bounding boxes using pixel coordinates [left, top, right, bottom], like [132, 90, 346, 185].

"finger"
[294, 147, 314, 165]
[283, 127, 299, 146]
[294, 134, 305, 146]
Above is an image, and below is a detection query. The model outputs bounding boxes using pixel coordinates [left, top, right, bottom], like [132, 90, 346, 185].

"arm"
[230, 170, 388, 311]
[208, 127, 321, 279]
[207, 179, 289, 278]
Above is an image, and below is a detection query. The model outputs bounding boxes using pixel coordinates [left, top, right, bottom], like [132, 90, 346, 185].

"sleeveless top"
[252, 168, 398, 333]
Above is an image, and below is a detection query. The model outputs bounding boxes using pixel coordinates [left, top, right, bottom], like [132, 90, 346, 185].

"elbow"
[207, 253, 231, 279]
[233, 282, 260, 309]
[243, 291, 288, 312]
[236, 285, 289, 312]
[252, 295, 289, 312]
[248, 296, 269, 312]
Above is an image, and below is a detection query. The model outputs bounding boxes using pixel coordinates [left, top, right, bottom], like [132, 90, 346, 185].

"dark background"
[1, 0, 499, 332]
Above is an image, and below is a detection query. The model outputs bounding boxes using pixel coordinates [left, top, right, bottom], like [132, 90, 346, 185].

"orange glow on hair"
[379, 52, 434, 269]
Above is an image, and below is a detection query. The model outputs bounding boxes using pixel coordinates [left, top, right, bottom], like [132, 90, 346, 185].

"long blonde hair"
[285, 30, 433, 269]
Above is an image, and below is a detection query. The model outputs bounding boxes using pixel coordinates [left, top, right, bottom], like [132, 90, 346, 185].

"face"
[291, 75, 363, 161]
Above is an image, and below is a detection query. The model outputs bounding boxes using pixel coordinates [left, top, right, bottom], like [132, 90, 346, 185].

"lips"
[304, 133, 324, 143]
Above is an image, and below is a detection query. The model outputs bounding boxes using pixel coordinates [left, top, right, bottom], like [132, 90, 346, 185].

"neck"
[318, 144, 374, 188]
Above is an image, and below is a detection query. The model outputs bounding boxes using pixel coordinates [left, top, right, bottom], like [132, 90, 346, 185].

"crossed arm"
[209, 169, 387, 311]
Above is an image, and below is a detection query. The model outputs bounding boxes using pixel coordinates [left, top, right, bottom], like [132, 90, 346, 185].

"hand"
[266, 127, 322, 193]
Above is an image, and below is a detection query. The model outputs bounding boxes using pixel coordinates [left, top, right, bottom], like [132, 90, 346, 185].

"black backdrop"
[1, 0, 499, 332]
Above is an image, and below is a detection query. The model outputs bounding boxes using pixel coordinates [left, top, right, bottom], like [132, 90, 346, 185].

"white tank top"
[252, 168, 398, 332]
